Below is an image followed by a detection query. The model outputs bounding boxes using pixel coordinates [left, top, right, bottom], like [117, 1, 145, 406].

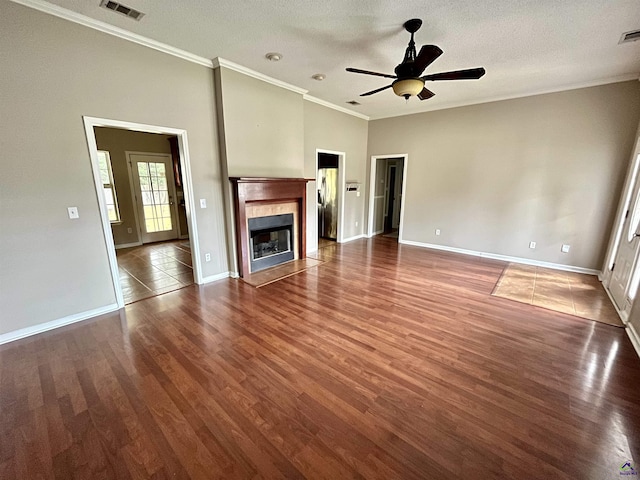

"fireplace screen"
[248, 213, 295, 272]
[251, 228, 291, 260]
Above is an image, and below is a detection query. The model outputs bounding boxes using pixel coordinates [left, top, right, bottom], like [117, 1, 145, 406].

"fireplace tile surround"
[230, 177, 312, 277]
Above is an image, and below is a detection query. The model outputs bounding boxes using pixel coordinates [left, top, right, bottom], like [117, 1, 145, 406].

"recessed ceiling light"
[265, 52, 283, 62]
[311, 74, 326, 81]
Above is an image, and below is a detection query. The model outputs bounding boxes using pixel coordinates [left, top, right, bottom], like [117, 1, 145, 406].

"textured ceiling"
[39, 0, 640, 118]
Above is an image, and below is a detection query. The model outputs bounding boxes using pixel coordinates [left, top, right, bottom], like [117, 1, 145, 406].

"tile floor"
[492, 263, 623, 327]
[116, 240, 194, 304]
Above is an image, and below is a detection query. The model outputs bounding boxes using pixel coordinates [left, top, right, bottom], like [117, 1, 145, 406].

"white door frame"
[368, 154, 408, 240]
[603, 136, 640, 284]
[315, 149, 346, 243]
[83, 116, 203, 308]
[125, 151, 180, 244]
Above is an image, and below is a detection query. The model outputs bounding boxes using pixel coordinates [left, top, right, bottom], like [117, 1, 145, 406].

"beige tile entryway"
[492, 263, 623, 327]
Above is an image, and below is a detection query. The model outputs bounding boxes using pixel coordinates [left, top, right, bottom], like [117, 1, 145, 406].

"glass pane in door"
[137, 161, 173, 233]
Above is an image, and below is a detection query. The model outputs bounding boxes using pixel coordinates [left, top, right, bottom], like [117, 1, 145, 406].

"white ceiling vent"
[619, 29, 640, 44]
[100, 1, 145, 21]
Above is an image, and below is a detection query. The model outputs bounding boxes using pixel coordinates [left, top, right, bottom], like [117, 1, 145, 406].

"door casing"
[83, 116, 203, 308]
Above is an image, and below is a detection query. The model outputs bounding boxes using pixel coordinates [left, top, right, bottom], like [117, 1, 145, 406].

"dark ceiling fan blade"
[346, 67, 397, 79]
[360, 84, 393, 96]
[417, 87, 435, 100]
[413, 45, 443, 76]
[422, 67, 486, 81]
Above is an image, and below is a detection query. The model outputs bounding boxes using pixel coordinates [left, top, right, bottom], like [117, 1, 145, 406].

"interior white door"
[608, 152, 640, 310]
[129, 153, 179, 244]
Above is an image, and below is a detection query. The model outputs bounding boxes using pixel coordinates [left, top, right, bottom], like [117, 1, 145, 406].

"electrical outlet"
[205, 253, 211, 262]
[67, 207, 79, 219]
[561, 244, 570, 253]
[435, 229, 441, 236]
[529, 241, 536, 249]
[127, 227, 132, 234]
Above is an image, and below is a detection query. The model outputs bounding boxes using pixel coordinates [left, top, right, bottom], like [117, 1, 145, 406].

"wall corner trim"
[11, 0, 214, 68]
[303, 95, 370, 121]
[399, 239, 600, 275]
[213, 58, 308, 95]
[200, 271, 233, 284]
[0, 303, 120, 346]
[627, 323, 640, 360]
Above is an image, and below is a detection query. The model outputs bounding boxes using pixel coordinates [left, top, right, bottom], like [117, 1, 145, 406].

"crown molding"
[370, 73, 640, 120]
[213, 58, 308, 95]
[10, 0, 214, 68]
[12, 0, 372, 117]
[303, 94, 370, 121]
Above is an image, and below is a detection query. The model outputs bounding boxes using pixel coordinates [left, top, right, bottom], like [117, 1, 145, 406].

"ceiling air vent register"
[619, 29, 640, 44]
[100, 0, 145, 21]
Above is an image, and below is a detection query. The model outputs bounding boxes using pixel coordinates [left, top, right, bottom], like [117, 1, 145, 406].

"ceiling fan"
[346, 19, 486, 101]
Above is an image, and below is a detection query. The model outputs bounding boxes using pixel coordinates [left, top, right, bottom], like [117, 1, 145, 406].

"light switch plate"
[67, 207, 79, 219]
[200, 198, 207, 208]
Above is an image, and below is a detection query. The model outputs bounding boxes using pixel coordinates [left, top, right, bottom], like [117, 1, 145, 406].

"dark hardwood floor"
[1, 237, 639, 479]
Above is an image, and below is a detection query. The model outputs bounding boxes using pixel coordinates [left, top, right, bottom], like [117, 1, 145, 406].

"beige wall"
[216, 67, 304, 178]
[94, 128, 176, 246]
[303, 101, 369, 251]
[0, 3, 229, 336]
[368, 82, 640, 269]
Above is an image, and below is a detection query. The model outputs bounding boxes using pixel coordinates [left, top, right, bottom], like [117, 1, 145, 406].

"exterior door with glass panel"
[608, 147, 640, 311]
[128, 153, 178, 244]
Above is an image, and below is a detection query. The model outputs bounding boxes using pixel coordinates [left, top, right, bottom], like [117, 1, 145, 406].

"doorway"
[316, 149, 345, 249]
[368, 155, 407, 240]
[604, 138, 640, 319]
[83, 117, 202, 308]
[127, 152, 180, 244]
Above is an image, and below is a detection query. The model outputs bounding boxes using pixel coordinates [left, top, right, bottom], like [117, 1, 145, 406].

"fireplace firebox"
[248, 214, 294, 272]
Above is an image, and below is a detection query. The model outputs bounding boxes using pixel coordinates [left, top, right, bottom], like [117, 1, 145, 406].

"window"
[97, 150, 121, 223]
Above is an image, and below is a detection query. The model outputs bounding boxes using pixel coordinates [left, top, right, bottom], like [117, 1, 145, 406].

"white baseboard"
[399, 239, 600, 275]
[200, 271, 232, 284]
[115, 241, 142, 250]
[627, 322, 640, 360]
[340, 234, 366, 244]
[0, 303, 120, 346]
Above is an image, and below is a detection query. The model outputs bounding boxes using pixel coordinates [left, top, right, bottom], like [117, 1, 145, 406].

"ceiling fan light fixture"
[392, 78, 424, 98]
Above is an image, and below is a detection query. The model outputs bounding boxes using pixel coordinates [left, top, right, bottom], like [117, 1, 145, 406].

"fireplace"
[230, 177, 312, 277]
[248, 213, 294, 272]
